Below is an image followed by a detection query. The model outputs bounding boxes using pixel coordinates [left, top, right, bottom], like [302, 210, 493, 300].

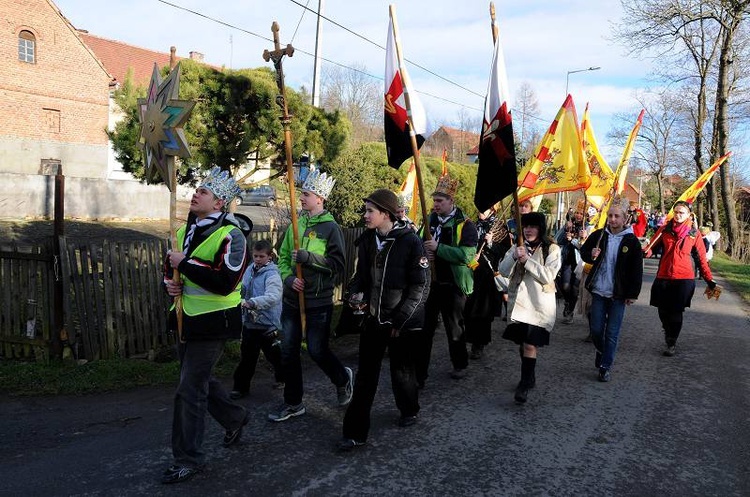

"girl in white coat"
[498, 212, 561, 403]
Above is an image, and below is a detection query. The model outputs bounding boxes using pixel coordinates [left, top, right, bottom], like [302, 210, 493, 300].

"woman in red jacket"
[648, 201, 716, 356]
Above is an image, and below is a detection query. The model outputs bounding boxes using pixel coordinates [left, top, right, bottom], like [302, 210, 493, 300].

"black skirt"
[502, 322, 550, 347]
[650, 278, 695, 313]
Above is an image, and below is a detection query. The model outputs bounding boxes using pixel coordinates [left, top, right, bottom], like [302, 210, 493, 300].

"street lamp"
[555, 66, 600, 227]
[565, 66, 601, 95]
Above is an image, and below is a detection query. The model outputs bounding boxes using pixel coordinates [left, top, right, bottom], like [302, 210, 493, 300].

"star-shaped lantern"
[138, 63, 195, 190]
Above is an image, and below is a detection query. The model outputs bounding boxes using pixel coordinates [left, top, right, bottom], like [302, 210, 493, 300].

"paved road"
[1, 258, 749, 496]
[236, 204, 279, 233]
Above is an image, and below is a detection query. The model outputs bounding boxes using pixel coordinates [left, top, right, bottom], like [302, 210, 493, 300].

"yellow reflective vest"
[175, 224, 242, 316]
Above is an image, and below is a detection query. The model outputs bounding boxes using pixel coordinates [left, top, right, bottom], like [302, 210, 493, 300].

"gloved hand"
[292, 249, 310, 264]
[704, 282, 722, 300]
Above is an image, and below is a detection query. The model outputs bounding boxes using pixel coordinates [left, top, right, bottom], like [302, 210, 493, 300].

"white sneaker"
[337, 367, 354, 406]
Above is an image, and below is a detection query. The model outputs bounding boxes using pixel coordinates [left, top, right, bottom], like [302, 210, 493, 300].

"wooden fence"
[58, 237, 171, 362]
[0, 242, 55, 361]
[1, 227, 364, 362]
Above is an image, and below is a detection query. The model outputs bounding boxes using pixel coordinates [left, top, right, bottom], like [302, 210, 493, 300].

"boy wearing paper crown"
[268, 167, 353, 422]
[417, 173, 479, 385]
[162, 167, 250, 484]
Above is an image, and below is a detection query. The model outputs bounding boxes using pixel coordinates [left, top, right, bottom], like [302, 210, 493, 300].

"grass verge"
[0, 305, 345, 397]
[711, 252, 750, 304]
[0, 343, 241, 397]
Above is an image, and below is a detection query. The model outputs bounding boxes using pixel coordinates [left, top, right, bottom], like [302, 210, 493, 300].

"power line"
[289, 0, 311, 44]
[154, 0, 548, 121]
[285, 0, 485, 99]
[155, 0, 483, 112]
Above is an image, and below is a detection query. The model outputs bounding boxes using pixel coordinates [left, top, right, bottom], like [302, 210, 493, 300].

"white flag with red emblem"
[384, 13, 426, 168]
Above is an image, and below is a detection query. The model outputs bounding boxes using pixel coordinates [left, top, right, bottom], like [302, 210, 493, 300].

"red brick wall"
[0, 0, 111, 145]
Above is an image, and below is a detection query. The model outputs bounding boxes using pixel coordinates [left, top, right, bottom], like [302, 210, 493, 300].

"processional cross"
[263, 22, 306, 335]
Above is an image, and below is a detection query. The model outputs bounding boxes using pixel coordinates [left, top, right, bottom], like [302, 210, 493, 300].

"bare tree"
[452, 107, 481, 160]
[610, 90, 691, 213]
[320, 63, 381, 145]
[614, 0, 750, 254]
[514, 81, 542, 163]
[709, 0, 750, 256]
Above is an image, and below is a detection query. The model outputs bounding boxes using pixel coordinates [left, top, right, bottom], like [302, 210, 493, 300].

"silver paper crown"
[200, 166, 242, 205]
[398, 190, 413, 213]
[301, 167, 336, 199]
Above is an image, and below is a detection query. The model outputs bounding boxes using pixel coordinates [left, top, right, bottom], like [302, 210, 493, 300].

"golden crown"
[300, 166, 336, 200]
[432, 174, 459, 199]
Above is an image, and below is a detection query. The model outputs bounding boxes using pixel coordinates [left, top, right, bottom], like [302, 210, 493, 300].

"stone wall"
[0, 172, 182, 220]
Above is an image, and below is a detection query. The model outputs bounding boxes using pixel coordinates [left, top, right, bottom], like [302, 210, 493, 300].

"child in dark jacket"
[231, 240, 284, 398]
[580, 200, 643, 382]
[339, 189, 430, 451]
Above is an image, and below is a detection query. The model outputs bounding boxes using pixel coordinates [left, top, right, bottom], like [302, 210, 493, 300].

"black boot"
[514, 381, 528, 403]
[470, 344, 484, 360]
[515, 357, 537, 403]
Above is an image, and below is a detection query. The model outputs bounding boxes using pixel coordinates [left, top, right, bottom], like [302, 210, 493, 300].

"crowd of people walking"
[159, 167, 720, 484]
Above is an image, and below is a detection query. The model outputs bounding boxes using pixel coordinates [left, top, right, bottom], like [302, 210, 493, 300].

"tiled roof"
[77, 32, 180, 87]
[466, 145, 479, 155]
[437, 125, 480, 142]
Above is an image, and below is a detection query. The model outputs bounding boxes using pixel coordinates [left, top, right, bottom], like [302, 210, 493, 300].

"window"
[18, 30, 35, 63]
[43, 108, 60, 133]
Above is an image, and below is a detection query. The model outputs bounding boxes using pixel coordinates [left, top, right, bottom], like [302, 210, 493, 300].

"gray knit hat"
[363, 189, 400, 217]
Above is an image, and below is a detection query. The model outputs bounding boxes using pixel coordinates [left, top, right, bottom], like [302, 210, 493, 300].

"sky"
[54, 0, 656, 160]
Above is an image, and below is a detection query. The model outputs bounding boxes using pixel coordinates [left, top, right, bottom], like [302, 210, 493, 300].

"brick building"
[422, 125, 480, 163]
[1, 0, 110, 175]
[0, 0, 180, 219]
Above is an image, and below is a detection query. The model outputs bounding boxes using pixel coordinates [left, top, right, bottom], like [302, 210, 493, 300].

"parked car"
[236, 185, 276, 207]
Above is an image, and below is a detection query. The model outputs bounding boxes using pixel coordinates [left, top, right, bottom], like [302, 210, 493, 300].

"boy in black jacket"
[580, 200, 643, 382]
[338, 189, 430, 451]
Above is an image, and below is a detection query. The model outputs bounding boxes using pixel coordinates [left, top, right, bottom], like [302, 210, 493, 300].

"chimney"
[169, 46, 176, 69]
[189, 51, 204, 62]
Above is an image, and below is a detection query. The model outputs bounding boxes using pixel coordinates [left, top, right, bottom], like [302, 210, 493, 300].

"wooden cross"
[263, 22, 294, 121]
[263, 22, 306, 335]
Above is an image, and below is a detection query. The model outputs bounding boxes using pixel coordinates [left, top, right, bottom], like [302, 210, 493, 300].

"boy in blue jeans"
[231, 240, 284, 399]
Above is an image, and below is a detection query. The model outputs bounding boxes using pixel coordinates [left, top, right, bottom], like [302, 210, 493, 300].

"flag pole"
[389, 5, 431, 239]
[489, 2, 523, 247]
[489, 2, 499, 43]
[168, 158, 184, 341]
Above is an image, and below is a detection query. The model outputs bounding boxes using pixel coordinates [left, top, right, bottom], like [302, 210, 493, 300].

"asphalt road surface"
[236, 203, 278, 232]
[1, 258, 749, 496]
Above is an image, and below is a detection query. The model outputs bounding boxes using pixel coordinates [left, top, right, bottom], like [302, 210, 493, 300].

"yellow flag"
[398, 160, 419, 218]
[665, 152, 731, 221]
[642, 152, 731, 253]
[581, 103, 614, 209]
[517, 95, 590, 202]
[596, 109, 644, 229]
